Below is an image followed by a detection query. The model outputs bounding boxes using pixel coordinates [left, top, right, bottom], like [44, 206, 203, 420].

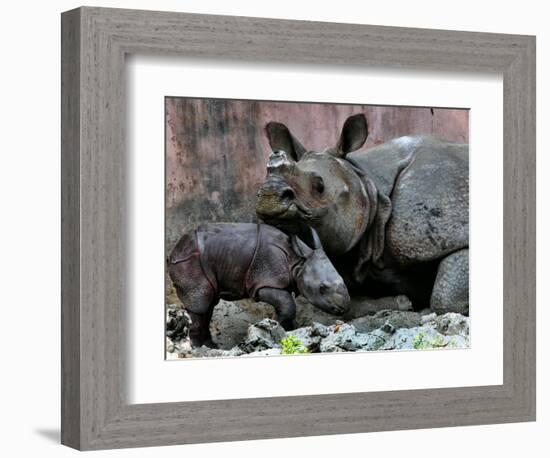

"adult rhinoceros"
[255, 114, 469, 314]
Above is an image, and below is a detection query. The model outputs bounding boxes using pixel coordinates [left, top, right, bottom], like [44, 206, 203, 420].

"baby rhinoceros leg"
[186, 309, 215, 348]
[173, 284, 216, 347]
[169, 256, 217, 348]
[430, 248, 469, 315]
[257, 287, 297, 331]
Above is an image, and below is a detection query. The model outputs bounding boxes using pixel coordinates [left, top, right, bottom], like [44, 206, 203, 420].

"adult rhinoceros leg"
[430, 249, 469, 315]
[256, 287, 296, 331]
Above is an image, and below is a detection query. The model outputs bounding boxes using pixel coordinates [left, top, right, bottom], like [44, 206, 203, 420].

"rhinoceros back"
[349, 135, 468, 266]
[347, 135, 420, 197]
[387, 137, 469, 264]
[193, 223, 294, 300]
[195, 223, 258, 298]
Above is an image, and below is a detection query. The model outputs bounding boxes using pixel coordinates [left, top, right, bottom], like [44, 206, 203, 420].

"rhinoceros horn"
[310, 226, 323, 250]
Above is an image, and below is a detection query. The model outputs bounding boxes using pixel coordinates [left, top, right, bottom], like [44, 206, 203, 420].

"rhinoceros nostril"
[280, 188, 295, 201]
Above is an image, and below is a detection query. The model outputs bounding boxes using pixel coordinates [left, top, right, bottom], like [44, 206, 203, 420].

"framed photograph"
[163, 97, 470, 360]
[61, 6, 536, 450]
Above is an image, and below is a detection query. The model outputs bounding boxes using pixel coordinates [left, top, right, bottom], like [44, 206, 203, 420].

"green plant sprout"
[413, 332, 447, 350]
[280, 335, 309, 355]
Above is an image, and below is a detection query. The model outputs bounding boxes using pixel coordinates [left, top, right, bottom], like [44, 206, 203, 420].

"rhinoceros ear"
[265, 122, 307, 161]
[334, 113, 369, 157]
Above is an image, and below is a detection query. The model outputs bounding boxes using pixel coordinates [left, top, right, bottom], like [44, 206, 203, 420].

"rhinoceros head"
[256, 114, 371, 256]
[292, 228, 350, 315]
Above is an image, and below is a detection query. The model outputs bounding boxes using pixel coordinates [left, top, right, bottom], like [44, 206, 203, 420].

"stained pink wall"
[165, 97, 468, 247]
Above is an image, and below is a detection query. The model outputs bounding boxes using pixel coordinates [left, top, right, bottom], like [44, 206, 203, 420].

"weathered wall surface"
[166, 97, 469, 248]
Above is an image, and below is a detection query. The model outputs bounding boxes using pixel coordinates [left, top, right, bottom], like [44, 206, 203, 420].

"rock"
[343, 295, 412, 320]
[166, 338, 175, 353]
[286, 327, 319, 351]
[431, 313, 470, 336]
[294, 296, 342, 327]
[166, 305, 190, 342]
[286, 323, 330, 352]
[355, 329, 390, 351]
[379, 326, 469, 351]
[349, 310, 422, 333]
[380, 320, 396, 334]
[185, 345, 246, 358]
[165, 292, 469, 358]
[240, 319, 286, 353]
[228, 346, 247, 357]
[210, 299, 276, 349]
[172, 338, 192, 355]
[445, 335, 469, 348]
[421, 312, 437, 324]
[311, 322, 331, 338]
[171, 344, 245, 359]
[319, 323, 371, 352]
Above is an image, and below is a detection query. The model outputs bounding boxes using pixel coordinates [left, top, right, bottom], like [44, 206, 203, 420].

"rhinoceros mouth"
[256, 183, 315, 219]
[257, 200, 313, 220]
[288, 201, 314, 218]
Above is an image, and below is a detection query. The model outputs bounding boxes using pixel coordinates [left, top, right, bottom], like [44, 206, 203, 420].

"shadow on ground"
[35, 428, 60, 444]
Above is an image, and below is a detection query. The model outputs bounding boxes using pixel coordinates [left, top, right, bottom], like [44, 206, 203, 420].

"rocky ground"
[166, 295, 470, 359]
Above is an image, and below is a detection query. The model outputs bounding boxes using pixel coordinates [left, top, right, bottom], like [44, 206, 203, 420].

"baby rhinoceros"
[168, 222, 350, 348]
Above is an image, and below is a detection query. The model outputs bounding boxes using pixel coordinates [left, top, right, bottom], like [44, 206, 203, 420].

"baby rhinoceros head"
[292, 228, 350, 315]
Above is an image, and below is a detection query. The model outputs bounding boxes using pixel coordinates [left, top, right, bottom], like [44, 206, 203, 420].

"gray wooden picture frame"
[61, 6, 536, 451]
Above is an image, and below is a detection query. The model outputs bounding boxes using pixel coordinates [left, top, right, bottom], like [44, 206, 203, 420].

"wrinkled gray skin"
[256, 114, 469, 313]
[168, 223, 349, 347]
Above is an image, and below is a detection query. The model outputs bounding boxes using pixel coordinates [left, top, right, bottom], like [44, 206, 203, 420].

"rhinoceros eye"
[312, 176, 325, 195]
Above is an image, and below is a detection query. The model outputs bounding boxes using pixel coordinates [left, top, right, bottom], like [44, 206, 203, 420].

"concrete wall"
[166, 97, 469, 248]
